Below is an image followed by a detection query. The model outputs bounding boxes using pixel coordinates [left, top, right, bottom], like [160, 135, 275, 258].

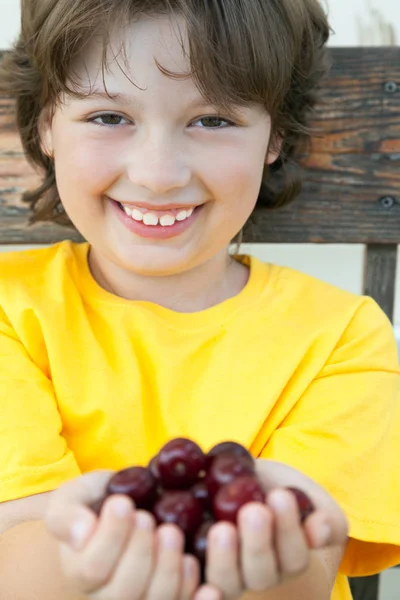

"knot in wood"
[379, 196, 396, 209]
[383, 82, 398, 94]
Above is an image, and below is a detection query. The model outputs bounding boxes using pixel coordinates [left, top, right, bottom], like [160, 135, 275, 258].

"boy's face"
[43, 15, 280, 278]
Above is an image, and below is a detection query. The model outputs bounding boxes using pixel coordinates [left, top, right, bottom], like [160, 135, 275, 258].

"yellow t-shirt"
[0, 240, 399, 600]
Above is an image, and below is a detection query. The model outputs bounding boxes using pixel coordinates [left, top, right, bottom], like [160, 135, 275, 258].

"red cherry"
[158, 438, 206, 489]
[207, 440, 253, 468]
[190, 480, 211, 512]
[192, 519, 215, 565]
[153, 490, 204, 537]
[206, 454, 255, 498]
[107, 466, 158, 510]
[213, 475, 266, 523]
[286, 487, 315, 523]
[148, 455, 161, 480]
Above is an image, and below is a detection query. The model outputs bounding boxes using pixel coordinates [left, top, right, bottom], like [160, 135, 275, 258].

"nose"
[125, 131, 191, 195]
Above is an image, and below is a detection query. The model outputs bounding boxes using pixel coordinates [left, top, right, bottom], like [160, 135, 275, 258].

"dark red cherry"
[207, 440, 253, 468]
[158, 437, 206, 489]
[206, 454, 255, 498]
[153, 490, 204, 537]
[286, 487, 315, 523]
[190, 479, 212, 512]
[148, 455, 161, 481]
[192, 519, 215, 566]
[107, 466, 158, 510]
[213, 475, 266, 523]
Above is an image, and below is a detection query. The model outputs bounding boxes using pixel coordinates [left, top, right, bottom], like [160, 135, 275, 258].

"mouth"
[109, 197, 204, 240]
[115, 200, 198, 227]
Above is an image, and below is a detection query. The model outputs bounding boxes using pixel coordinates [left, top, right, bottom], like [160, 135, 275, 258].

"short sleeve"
[260, 298, 400, 577]
[0, 307, 81, 502]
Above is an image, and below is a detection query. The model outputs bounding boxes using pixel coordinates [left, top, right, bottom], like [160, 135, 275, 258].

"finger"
[51, 470, 115, 506]
[303, 508, 349, 549]
[73, 495, 134, 593]
[268, 489, 310, 578]
[206, 522, 242, 598]
[45, 470, 114, 546]
[238, 502, 279, 591]
[193, 585, 222, 600]
[256, 460, 349, 551]
[146, 524, 185, 600]
[179, 555, 200, 600]
[100, 510, 156, 599]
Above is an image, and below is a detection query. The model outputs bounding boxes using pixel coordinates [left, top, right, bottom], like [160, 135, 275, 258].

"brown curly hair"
[0, 0, 332, 229]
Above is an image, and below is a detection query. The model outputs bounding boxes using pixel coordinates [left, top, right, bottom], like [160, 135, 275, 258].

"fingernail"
[242, 507, 266, 530]
[183, 556, 195, 579]
[195, 586, 220, 600]
[213, 526, 233, 549]
[317, 523, 331, 547]
[159, 527, 181, 550]
[268, 490, 291, 513]
[108, 497, 131, 518]
[70, 519, 92, 549]
[136, 511, 154, 530]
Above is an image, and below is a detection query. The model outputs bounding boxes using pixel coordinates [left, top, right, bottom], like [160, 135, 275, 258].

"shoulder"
[252, 254, 378, 309]
[250, 255, 394, 347]
[0, 240, 85, 279]
[256, 257, 361, 305]
[0, 240, 88, 303]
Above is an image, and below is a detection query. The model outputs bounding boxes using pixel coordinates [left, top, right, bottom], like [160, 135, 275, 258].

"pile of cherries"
[92, 438, 314, 574]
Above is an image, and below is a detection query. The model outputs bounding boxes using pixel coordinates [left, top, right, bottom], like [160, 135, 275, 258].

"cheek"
[53, 130, 119, 194]
[207, 151, 264, 212]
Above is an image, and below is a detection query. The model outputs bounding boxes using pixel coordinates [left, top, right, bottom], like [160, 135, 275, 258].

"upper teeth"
[121, 204, 194, 226]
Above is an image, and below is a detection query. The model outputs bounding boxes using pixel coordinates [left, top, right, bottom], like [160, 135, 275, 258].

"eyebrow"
[77, 89, 216, 111]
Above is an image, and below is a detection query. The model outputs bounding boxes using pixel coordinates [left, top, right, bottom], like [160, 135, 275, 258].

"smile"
[109, 197, 203, 240]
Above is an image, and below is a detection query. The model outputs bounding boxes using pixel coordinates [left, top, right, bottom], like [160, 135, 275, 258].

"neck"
[88, 248, 250, 313]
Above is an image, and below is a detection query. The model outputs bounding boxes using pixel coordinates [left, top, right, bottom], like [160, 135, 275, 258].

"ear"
[38, 108, 54, 159]
[265, 135, 283, 166]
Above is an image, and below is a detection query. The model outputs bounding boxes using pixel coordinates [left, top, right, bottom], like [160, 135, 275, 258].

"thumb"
[44, 470, 115, 548]
[256, 460, 349, 548]
[255, 459, 338, 511]
[302, 506, 349, 550]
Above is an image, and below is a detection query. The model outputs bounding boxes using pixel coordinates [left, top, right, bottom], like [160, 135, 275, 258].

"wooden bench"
[1, 46, 399, 600]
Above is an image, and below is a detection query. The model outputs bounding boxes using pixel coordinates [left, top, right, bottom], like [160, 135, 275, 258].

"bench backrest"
[1, 47, 399, 320]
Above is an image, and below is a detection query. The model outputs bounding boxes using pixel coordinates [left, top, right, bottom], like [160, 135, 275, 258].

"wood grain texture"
[0, 47, 399, 245]
[363, 244, 397, 320]
[248, 47, 400, 244]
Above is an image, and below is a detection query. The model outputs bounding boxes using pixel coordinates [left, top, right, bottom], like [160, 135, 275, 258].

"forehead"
[71, 14, 193, 96]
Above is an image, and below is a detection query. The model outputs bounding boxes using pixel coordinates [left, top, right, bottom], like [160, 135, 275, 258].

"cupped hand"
[200, 458, 349, 600]
[44, 470, 220, 600]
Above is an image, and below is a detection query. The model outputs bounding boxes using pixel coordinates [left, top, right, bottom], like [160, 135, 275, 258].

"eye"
[193, 116, 236, 129]
[89, 113, 130, 126]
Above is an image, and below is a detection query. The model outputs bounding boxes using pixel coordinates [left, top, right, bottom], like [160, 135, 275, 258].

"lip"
[109, 197, 203, 240]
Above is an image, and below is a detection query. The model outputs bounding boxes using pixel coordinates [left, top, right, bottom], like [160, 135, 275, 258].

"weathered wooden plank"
[363, 244, 397, 322]
[247, 47, 400, 244]
[0, 47, 399, 245]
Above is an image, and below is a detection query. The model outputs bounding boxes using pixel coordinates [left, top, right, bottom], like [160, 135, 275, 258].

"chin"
[118, 251, 196, 278]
